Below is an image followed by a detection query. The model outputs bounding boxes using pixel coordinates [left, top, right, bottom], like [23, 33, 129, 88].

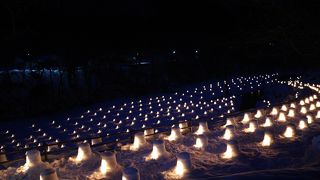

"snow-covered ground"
[0, 74, 282, 158]
[2, 73, 320, 179]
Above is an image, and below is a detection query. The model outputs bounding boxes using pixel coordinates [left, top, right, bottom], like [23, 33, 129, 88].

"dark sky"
[1, 0, 320, 52]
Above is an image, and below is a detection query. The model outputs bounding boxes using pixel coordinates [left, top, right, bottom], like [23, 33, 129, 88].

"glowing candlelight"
[179, 122, 188, 129]
[309, 104, 316, 111]
[194, 122, 209, 135]
[309, 96, 314, 102]
[254, 110, 262, 118]
[316, 110, 320, 119]
[193, 135, 208, 150]
[278, 112, 286, 122]
[260, 133, 272, 147]
[175, 152, 192, 177]
[283, 126, 294, 138]
[300, 106, 307, 114]
[100, 152, 119, 174]
[241, 113, 250, 124]
[305, 98, 310, 104]
[298, 119, 307, 130]
[244, 122, 256, 133]
[75, 143, 92, 162]
[147, 140, 169, 160]
[222, 118, 233, 128]
[91, 137, 102, 145]
[261, 117, 273, 127]
[221, 143, 236, 159]
[270, 107, 278, 115]
[306, 115, 313, 124]
[131, 132, 147, 151]
[281, 105, 288, 111]
[25, 149, 42, 169]
[287, 109, 295, 117]
[167, 127, 182, 141]
[223, 127, 233, 140]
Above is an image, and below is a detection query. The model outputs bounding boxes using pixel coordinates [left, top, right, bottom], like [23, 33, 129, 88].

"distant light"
[173, 50, 176, 54]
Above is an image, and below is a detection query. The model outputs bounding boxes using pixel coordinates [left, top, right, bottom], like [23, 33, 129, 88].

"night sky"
[1, 0, 320, 52]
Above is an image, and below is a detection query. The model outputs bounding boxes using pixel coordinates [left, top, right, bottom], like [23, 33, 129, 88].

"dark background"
[0, 0, 320, 120]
